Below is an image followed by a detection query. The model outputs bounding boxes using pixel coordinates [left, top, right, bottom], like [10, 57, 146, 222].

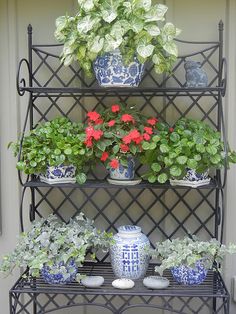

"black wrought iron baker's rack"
[10, 22, 229, 313]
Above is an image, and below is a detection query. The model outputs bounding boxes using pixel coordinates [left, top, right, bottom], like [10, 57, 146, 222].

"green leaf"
[210, 154, 221, 165]
[151, 163, 161, 173]
[158, 173, 168, 183]
[196, 144, 205, 153]
[149, 142, 157, 150]
[164, 157, 173, 166]
[187, 159, 198, 169]
[206, 146, 218, 155]
[16, 161, 25, 171]
[137, 44, 155, 58]
[142, 142, 151, 150]
[170, 132, 180, 142]
[76, 173, 87, 184]
[176, 156, 188, 165]
[64, 148, 72, 155]
[97, 141, 106, 152]
[54, 149, 61, 155]
[104, 132, 114, 138]
[113, 145, 120, 154]
[170, 165, 182, 177]
[30, 161, 37, 167]
[194, 154, 201, 161]
[152, 135, 160, 142]
[160, 144, 170, 153]
[163, 41, 178, 57]
[148, 175, 157, 183]
[144, 4, 168, 22]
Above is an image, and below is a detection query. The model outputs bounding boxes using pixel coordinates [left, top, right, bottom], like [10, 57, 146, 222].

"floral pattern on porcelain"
[41, 259, 77, 284]
[109, 157, 135, 180]
[171, 261, 208, 285]
[43, 164, 76, 180]
[183, 168, 209, 182]
[110, 225, 150, 280]
[93, 50, 145, 87]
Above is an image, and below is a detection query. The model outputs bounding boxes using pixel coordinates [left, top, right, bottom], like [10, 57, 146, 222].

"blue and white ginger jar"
[93, 49, 145, 87]
[171, 260, 208, 285]
[109, 157, 135, 180]
[110, 225, 150, 280]
[41, 259, 78, 284]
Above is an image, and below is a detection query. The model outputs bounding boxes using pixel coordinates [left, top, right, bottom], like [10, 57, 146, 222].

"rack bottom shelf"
[10, 262, 229, 314]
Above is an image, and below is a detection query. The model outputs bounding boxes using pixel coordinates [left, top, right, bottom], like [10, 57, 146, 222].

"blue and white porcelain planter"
[93, 50, 145, 87]
[109, 157, 135, 180]
[41, 259, 78, 284]
[170, 168, 210, 188]
[39, 164, 76, 184]
[110, 225, 150, 280]
[171, 261, 208, 285]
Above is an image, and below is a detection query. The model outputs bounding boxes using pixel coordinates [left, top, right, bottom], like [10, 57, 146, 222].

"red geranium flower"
[95, 118, 103, 125]
[87, 111, 101, 122]
[147, 118, 158, 126]
[111, 104, 120, 113]
[143, 133, 151, 141]
[169, 127, 174, 133]
[108, 120, 116, 127]
[110, 159, 119, 169]
[92, 129, 103, 140]
[120, 144, 130, 152]
[85, 138, 93, 147]
[133, 135, 143, 144]
[144, 126, 153, 135]
[121, 114, 135, 124]
[122, 135, 132, 145]
[101, 151, 109, 162]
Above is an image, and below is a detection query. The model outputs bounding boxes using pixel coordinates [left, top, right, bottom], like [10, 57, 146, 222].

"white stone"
[112, 278, 135, 289]
[81, 276, 104, 288]
[143, 276, 169, 289]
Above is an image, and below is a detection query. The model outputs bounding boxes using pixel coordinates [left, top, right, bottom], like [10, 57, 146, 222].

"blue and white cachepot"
[39, 164, 76, 184]
[171, 260, 208, 285]
[41, 259, 78, 284]
[93, 49, 145, 87]
[110, 225, 150, 280]
[109, 157, 135, 180]
[183, 168, 209, 182]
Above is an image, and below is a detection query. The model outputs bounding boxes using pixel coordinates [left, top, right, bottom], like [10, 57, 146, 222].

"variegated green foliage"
[55, 1, 181, 76]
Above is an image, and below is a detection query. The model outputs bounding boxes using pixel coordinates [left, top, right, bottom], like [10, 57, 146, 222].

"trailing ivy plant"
[140, 118, 236, 183]
[0, 213, 113, 278]
[9, 117, 90, 184]
[150, 236, 236, 275]
[55, 0, 181, 76]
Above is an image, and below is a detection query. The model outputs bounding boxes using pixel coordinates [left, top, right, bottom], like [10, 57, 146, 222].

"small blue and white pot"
[41, 259, 78, 284]
[183, 168, 209, 182]
[110, 225, 150, 280]
[109, 157, 135, 180]
[93, 49, 145, 87]
[171, 261, 208, 285]
[39, 164, 76, 184]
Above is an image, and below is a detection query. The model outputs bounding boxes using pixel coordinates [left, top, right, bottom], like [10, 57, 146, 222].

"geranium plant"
[84, 103, 158, 170]
[0, 213, 113, 278]
[151, 235, 236, 275]
[141, 118, 236, 183]
[55, 0, 181, 76]
[9, 117, 90, 184]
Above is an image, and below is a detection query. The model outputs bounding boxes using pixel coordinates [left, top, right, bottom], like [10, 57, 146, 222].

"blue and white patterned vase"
[110, 225, 150, 280]
[183, 168, 209, 182]
[41, 259, 78, 284]
[93, 49, 145, 87]
[109, 157, 135, 180]
[171, 260, 208, 285]
[39, 164, 76, 184]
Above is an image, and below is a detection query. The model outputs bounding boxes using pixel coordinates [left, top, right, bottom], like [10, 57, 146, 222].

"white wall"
[0, 0, 236, 313]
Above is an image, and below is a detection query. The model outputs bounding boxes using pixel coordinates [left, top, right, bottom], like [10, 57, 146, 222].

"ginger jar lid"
[118, 225, 142, 234]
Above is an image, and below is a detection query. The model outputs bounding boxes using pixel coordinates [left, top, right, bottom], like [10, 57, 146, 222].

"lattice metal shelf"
[10, 262, 229, 314]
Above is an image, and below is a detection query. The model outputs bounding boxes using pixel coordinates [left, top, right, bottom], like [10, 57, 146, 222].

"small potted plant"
[141, 118, 236, 186]
[9, 117, 90, 184]
[84, 103, 158, 183]
[0, 213, 112, 284]
[55, 1, 181, 87]
[151, 236, 236, 285]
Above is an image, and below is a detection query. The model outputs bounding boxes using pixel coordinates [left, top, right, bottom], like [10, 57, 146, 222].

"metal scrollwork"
[220, 58, 227, 97]
[16, 58, 31, 96]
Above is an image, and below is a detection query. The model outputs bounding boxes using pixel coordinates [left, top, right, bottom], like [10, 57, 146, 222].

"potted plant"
[84, 103, 158, 183]
[9, 117, 90, 184]
[140, 118, 236, 186]
[0, 213, 112, 284]
[151, 236, 236, 285]
[55, 1, 181, 87]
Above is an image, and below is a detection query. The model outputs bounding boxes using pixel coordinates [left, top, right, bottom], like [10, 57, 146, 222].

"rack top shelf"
[11, 262, 228, 298]
[19, 86, 224, 97]
[23, 178, 219, 189]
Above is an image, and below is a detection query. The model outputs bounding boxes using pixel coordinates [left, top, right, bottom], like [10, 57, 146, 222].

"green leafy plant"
[84, 103, 159, 170]
[141, 118, 236, 183]
[0, 213, 113, 278]
[9, 117, 90, 184]
[151, 236, 236, 275]
[55, 0, 181, 76]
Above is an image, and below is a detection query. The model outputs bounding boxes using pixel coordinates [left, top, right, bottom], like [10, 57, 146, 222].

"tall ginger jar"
[110, 225, 150, 280]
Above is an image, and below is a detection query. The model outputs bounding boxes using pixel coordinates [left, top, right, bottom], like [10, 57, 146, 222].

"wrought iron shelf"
[10, 262, 229, 313]
[19, 86, 224, 97]
[23, 178, 219, 189]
